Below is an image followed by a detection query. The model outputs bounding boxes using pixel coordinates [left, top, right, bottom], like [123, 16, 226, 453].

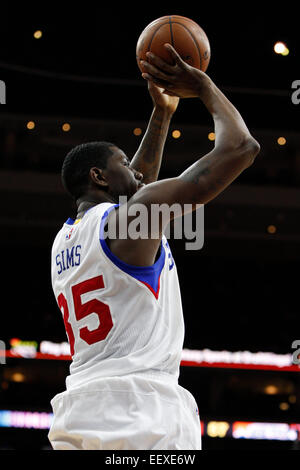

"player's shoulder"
[52, 203, 117, 247]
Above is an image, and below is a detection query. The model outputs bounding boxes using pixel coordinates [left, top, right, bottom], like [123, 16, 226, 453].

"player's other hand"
[147, 81, 179, 116]
[141, 43, 211, 99]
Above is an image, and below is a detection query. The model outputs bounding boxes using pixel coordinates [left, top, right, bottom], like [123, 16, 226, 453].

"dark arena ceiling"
[0, 3, 299, 130]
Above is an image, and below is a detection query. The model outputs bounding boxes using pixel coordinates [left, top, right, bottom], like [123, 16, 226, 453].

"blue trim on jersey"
[65, 206, 96, 225]
[99, 204, 165, 293]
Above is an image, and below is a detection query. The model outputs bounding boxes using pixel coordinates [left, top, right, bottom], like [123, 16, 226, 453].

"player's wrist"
[194, 72, 214, 99]
[152, 104, 174, 119]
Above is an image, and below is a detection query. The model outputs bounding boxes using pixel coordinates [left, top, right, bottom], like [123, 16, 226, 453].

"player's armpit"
[129, 138, 258, 219]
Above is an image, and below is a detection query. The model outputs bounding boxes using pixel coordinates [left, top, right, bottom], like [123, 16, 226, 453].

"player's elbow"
[235, 136, 261, 168]
[217, 134, 260, 168]
[243, 136, 260, 166]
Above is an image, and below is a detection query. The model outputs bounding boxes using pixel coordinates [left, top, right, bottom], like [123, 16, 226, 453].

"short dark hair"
[61, 141, 115, 199]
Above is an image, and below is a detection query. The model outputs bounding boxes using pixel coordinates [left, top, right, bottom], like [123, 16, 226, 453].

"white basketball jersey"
[51, 202, 185, 390]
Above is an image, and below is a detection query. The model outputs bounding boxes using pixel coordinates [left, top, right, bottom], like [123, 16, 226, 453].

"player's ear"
[89, 167, 108, 188]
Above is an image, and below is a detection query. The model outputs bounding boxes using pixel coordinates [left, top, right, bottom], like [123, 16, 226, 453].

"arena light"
[33, 30, 42, 39]
[172, 130, 181, 139]
[207, 421, 230, 438]
[281, 47, 290, 56]
[277, 137, 286, 146]
[274, 41, 289, 55]
[26, 121, 35, 130]
[279, 402, 290, 411]
[62, 123, 71, 132]
[208, 132, 215, 141]
[10, 373, 26, 383]
[133, 127, 142, 136]
[267, 225, 277, 234]
[264, 385, 279, 395]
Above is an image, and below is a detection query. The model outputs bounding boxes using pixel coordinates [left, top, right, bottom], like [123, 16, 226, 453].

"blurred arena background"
[0, 4, 299, 450]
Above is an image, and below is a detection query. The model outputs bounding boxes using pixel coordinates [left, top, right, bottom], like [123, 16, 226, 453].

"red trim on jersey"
[140, 276, 161, 299]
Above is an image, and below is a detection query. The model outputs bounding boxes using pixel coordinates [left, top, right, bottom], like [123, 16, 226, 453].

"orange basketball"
[136, 15, 210, 73]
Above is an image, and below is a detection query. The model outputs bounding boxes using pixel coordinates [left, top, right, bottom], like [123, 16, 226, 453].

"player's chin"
[137, 182, 145, 191]
[125, 182, 145, 200]
[131, 182, 145, 196]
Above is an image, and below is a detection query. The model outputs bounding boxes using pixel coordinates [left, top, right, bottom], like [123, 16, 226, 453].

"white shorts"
[48, 373, 201, 450]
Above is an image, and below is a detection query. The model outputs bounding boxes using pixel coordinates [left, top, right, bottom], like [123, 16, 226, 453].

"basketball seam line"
[169, 16, 174, 47]
[147, 22, 170, 53]
[170, 20, 202, 69]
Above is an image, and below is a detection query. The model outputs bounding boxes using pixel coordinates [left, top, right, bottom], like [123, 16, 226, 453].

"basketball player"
[48, 44, 260, 450]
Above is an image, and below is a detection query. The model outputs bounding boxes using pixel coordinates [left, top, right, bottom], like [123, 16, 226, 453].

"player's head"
[61, 141, 143, 202]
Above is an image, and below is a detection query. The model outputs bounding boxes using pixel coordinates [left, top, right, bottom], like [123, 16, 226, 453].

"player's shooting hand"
[141, 43, 211, 99]
[147, 81, 179, 116]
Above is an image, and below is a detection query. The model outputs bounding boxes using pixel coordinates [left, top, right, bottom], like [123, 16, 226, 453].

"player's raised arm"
[135, 43, 260, 209]
[108, 45, 260, 266]
[129, 81, 179, 184]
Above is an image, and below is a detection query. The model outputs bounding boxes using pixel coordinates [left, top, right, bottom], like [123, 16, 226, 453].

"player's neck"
[76, 192, 116, 219]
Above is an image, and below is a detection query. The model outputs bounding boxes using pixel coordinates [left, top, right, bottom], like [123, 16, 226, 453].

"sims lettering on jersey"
[56, 245, 81, 275]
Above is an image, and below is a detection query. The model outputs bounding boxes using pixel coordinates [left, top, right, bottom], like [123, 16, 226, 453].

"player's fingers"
[142, 73, 174, 90]
[164, 43, 185, 67]
[140, 60, 171, 82]
[162, 89, 178, 97]
[145, 52, 174, 74]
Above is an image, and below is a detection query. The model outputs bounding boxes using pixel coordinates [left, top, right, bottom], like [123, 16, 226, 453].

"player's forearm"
[130, 107, 172, 184]
[178, 83, 260, 205]
[199, 77, 257, 151]
[178, 142, 258, 206]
